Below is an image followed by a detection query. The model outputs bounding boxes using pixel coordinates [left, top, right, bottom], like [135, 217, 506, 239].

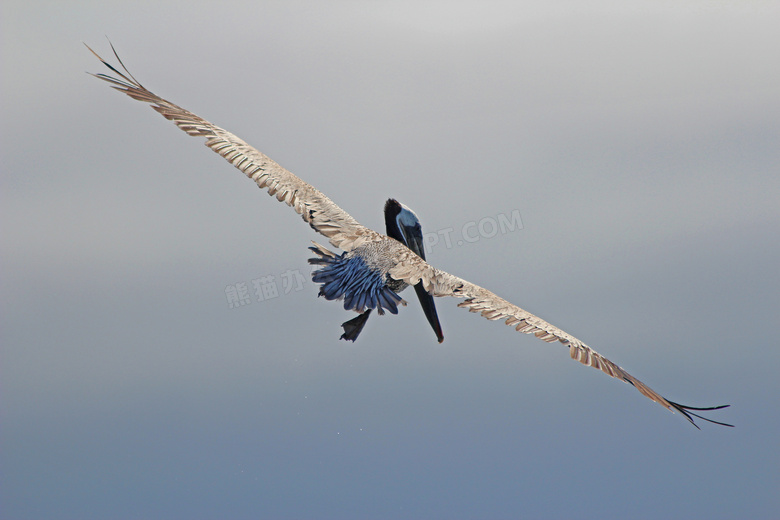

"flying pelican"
[311, 197, 444, 343]
[86, 43, 731, 428]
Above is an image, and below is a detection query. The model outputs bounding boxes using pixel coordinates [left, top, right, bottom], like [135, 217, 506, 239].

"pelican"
[311, 198, 444, 343]
[87, 44, 731, 428]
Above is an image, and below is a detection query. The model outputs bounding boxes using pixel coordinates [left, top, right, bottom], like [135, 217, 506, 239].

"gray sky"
[3, 1, 779, 518]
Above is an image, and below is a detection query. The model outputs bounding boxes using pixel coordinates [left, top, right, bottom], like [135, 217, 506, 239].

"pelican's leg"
[340, 309, 372, 342]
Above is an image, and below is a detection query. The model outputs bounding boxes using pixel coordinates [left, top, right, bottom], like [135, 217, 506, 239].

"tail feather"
[308, 243, 403, 315]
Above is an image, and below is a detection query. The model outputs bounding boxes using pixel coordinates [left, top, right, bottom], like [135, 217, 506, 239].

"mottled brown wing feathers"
[388, 253, 731, 428]
[86, 43, 379, 252]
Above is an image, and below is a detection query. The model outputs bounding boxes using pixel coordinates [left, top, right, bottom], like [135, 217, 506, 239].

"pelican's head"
[384, 198, 426, 259]
[384, 198, 444, 343]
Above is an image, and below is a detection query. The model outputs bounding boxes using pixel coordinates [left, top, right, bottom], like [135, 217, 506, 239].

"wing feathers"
[87, 43, 379, 252]
[389, 254, 730, 427]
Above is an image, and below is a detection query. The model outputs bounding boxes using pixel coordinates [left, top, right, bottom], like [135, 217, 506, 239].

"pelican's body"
[309, 234, 419, 341]
[310, 198, 444, 342]
[87, 44, 730, 428]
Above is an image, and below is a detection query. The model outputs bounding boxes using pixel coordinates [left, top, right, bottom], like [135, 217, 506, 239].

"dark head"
[384, 198, 444, 343]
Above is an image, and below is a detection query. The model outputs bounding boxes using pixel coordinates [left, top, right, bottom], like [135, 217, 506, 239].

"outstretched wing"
[86, 43, 382, 252]
[388, 252, 731, 428]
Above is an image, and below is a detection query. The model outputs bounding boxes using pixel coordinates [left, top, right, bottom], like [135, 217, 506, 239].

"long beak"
[400, 223, 445, 343]
[413, 281, 444, 343]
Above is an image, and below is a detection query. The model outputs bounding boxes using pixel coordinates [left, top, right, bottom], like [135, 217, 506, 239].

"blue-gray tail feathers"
[308, 244, 403, 315]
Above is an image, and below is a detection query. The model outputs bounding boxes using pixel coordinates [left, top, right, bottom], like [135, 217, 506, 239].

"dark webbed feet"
[340, 309, 372, 341]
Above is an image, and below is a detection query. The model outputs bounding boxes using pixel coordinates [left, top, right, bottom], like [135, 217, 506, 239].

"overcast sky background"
[3, 1, 779, 519]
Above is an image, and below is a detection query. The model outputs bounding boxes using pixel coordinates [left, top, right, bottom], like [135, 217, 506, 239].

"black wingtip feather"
[84, 39, 144, 90]
[666, 400, 733, 429]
